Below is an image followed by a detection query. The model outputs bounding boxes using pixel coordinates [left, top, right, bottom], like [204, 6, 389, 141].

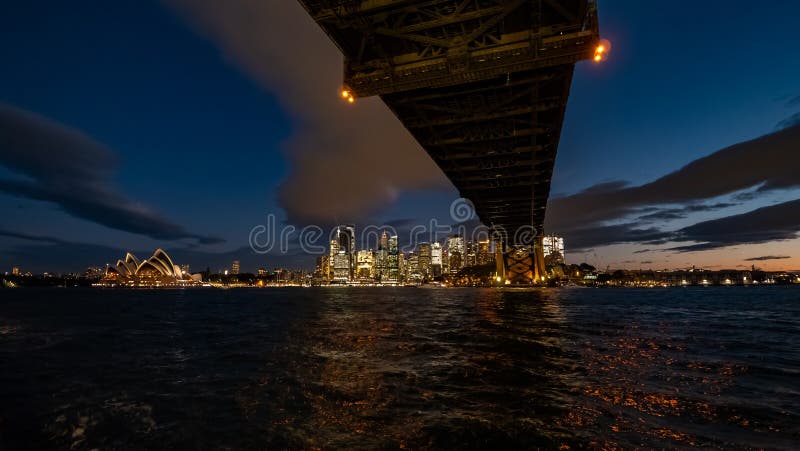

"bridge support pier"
[495, 236, 547, 286]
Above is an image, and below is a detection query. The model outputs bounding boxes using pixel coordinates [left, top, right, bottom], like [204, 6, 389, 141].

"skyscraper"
[417, 242, 432, 280]
[231, 260, 240, 275]
[477, 239, 493, 265]
[543, 236, 565, 265]
[315, 255, 329, 281]
[385, 235, 400, 284]
[446, 235, 465, 274]
[463, 241, 477, 267]
[375, 230, 389, 281]
[431, 242, 443, 278]
[356, 249, 374, 281]
[331, 225, 356, 283]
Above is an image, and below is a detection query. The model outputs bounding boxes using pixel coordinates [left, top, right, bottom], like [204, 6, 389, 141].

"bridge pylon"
[495, 236, 547, 286]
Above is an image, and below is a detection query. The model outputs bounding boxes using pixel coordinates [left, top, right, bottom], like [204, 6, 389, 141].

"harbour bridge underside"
[298, 0, 602, 284]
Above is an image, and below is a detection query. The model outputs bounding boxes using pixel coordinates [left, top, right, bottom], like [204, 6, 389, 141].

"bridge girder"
[298, 0, 601, 248]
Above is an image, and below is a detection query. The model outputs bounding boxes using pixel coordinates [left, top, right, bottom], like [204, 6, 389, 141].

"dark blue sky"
[1, 1, 799, 272]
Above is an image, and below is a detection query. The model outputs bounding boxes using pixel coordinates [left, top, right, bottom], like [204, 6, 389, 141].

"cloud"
[547, 124, 800, 234]
[636, 202, 735, 223]
[777, 112, 800, 130]
[0, 229, 65, 244]
[744, 255, 791, 261]
[667, 199, 800, 252]
[546, 125, 800, 251]
[163, 1, 449, 225]
[559, 222, 671, 251]
[0, 103, 223, 244]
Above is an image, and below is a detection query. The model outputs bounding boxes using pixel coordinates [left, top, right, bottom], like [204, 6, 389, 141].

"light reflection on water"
[0, 287, 798, 449]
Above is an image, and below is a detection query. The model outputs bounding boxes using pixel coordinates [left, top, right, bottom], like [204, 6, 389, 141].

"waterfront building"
[11, 266, 20, 276]
[464, 240, 477, 267]
[406, 252, 420, 282]
[543, 236, 565, 265]
[431, 242, 443, 278]
[375, 230, 389, 281]
[356, 249, 374, 281]
[314, 256, 329, 282]
[477, 239, 493, 266]
[332, 252, 351, 283]
[231, 260, 240, 275]
[417, 243, 432, 280]
[103, 249, 195, 286]
[328, 225, 356, 283]
[384, 235, 400, 284]
[329, 237, 339, 278]
[446, 235, 465, 274]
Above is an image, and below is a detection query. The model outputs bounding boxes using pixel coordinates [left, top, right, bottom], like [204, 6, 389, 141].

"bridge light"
[593, 39, 611, 63]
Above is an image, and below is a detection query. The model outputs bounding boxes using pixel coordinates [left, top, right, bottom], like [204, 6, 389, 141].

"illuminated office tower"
[446, 235, 465, 274]
[543, 236, 565, 265]
[464, 240, 477, 267]
[417, 242, 432, 280]
[329, 237, 339, 281]
[231, 260, 240, 275]
[431, 242, 443, 278]
[385, 235, 400, 284]
[477, 239, 493, 265]
[331, 225, 356, 283]
[315, 255, 330, 281]
[356, 249, 374, 281]
[375, 230, 389, 281]
[406, 252, 420, 282]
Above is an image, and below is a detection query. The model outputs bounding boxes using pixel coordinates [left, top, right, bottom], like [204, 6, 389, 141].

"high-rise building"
[446, 235, 465, 274]
[356, 249, 374, 281]
[11, 266, 20, 276]
[331, 225, 356, 283]
[464, 240, 477, 267]
[384, 235, 400, 284]
[314, 255, 329, 281]
[477, 239, 493, 266]
[375, 230, 389, 281]
[333, 253, 351, 282]
[406, 252, 420, 282]
[543, 236, 565, 265]
[431, 242, 443, 278]
[258, 267, 268, 276]
[231, 260, 240, 275]
[417, 242, 432, 280]
[398, 252, 405, 283]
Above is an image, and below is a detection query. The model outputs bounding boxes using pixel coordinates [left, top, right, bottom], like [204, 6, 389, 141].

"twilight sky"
[1, 0, 799, 273]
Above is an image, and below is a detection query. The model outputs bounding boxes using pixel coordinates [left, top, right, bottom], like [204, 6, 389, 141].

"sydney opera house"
[102, 249, 199, 287]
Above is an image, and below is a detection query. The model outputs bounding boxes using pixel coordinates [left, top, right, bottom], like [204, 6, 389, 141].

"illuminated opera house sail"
[103, 249, 198, 287]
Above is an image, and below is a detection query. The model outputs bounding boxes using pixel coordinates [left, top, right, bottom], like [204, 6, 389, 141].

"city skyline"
[1, 1, 800, 273]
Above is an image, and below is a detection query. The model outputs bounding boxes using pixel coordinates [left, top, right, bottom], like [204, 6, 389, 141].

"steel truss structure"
[299, 0, 601, 284]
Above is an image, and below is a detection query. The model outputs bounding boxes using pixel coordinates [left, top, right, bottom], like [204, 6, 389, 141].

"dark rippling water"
[1, 287, 798, 449]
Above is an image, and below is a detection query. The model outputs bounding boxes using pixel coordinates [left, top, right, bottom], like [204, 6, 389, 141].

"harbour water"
[1, 287, 798, 449]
